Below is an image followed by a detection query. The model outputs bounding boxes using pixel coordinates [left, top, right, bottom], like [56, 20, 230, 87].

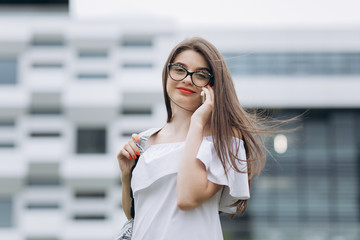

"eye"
[174, 67, 186, 73]
[195, 72, 210, 80]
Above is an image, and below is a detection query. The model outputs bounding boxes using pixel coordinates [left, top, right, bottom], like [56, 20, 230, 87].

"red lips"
[177, 87, 195, 94]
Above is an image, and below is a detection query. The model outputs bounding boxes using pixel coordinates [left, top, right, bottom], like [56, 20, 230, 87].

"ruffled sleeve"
[196, 136, 250, 214]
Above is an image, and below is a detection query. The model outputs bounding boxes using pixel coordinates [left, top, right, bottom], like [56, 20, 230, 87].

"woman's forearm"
[121, 174, 133, 220]
[177, 121, 210, 209]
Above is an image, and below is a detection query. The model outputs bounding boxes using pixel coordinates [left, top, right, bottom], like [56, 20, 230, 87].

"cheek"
[166, 78, 177, 92]
[166, 79, 171, 94]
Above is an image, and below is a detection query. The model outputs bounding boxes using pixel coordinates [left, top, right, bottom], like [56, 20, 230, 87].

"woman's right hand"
[117, 133, 141, 176]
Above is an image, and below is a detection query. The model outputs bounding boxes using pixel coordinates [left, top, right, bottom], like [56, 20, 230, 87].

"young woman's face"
[166, 50, 210, 112]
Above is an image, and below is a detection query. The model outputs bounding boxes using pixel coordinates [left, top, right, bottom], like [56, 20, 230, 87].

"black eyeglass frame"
[168, 63, 214, 87]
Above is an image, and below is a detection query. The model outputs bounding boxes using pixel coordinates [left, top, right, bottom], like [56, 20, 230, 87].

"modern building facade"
[0, 2, 359, 240]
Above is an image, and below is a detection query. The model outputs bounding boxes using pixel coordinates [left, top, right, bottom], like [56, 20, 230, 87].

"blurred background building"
[0, 0, 359, 240]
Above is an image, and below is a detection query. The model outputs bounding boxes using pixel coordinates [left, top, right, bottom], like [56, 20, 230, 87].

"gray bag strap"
[135, 127, 162, 154]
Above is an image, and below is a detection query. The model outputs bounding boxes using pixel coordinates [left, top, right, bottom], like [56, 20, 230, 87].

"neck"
[168, 102, 193, 131]
[160, 100, 192, 139]
[163, 98, 211, 139]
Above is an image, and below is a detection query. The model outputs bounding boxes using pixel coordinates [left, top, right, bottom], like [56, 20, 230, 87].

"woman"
[117, 37, 267, 239]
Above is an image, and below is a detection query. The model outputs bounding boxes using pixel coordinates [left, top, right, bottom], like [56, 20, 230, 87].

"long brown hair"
[162, 37, 292, 217]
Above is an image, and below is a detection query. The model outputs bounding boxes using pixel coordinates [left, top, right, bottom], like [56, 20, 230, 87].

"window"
[32, 63, 63, 69]
[121, 36, 153, 48]
[26, 177, 61, 186]
[77, 73, 109, 80]
[0, 58, 17, 85]
[76, 128, 106, 154]
[121, 107, 152, 115]
[31, 35, 65, 47]
[27, 163, 60, 186]
[0, 198, 12, 227]
[30, 93, 61, 112]
[121, 132, 134, 138]
[27, 203, 60, 210]
[223, 52, 360, 76]
[122, 63, 153, 69]
[0, 120, 15, 127]
[74, 191, 106, 199]
[78, 50, 108, 59]
[0, 142, 15, 148]
[29, 132, 61, 138]
[73, 214, 106, 221]
[29, 108, 62, 115]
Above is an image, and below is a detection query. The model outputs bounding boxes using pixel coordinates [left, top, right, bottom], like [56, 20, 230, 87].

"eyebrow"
[174, 61, 211, 72]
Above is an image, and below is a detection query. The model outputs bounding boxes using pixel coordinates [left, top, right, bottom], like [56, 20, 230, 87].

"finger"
[131, 133, 140, 143]
[207, 85, 214, 102]
[130, 133, 141, 156]
[201, 87, 208, 98]
[202, 86, 213, 104]
[124, 143, 138, 160]
[118, 148, 133, 161]
[128, 138, 140, 157]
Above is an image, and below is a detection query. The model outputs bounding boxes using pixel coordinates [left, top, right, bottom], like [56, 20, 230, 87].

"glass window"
[77, 73, 109, 80]
[121, 107, 152, 115]
[29, 108, 62, 115]
[0, 120, 15, 127]
[121, 36, 153, 47]
[26, 177, 61, 186]
[29, 132, 61, 138]
[0, 58, 17, 85]
[0, 142, 15, 148]
[76, 128, 106, 154]
[121, 132, 134, 138]
[122, 63, 153, 69]
[0, 198, 12, 227]
[78, 50, 108, 59]
[223, 52, 360, 76]
[31, 36, 65, 47]
[74, 191, 106, 199]
[32, 63, 63, 69]
[27, 203, 60, 209]
[73, 214, 106, 221]
[27, 162, 60, 186]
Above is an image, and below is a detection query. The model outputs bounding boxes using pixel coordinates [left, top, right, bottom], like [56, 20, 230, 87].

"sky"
[72, 0, 360, 28]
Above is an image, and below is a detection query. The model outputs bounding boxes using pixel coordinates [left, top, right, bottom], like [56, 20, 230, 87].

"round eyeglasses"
[168, 63, 213, 88]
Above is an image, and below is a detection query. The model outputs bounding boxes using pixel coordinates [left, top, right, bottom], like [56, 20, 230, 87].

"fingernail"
[136, 138, 140, 142]
[133, 154, 137, 159]
[136, 151, 140, 155]
[128, 156, 132, 160]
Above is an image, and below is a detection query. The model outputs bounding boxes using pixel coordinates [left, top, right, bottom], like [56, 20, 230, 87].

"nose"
[183, 73, 193, 84]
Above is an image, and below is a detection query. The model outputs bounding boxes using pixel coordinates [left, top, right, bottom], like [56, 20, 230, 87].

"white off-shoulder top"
[131, 128, 250, 240]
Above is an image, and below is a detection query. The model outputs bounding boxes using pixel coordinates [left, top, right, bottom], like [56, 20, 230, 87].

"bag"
[114, 219, 134, 240]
